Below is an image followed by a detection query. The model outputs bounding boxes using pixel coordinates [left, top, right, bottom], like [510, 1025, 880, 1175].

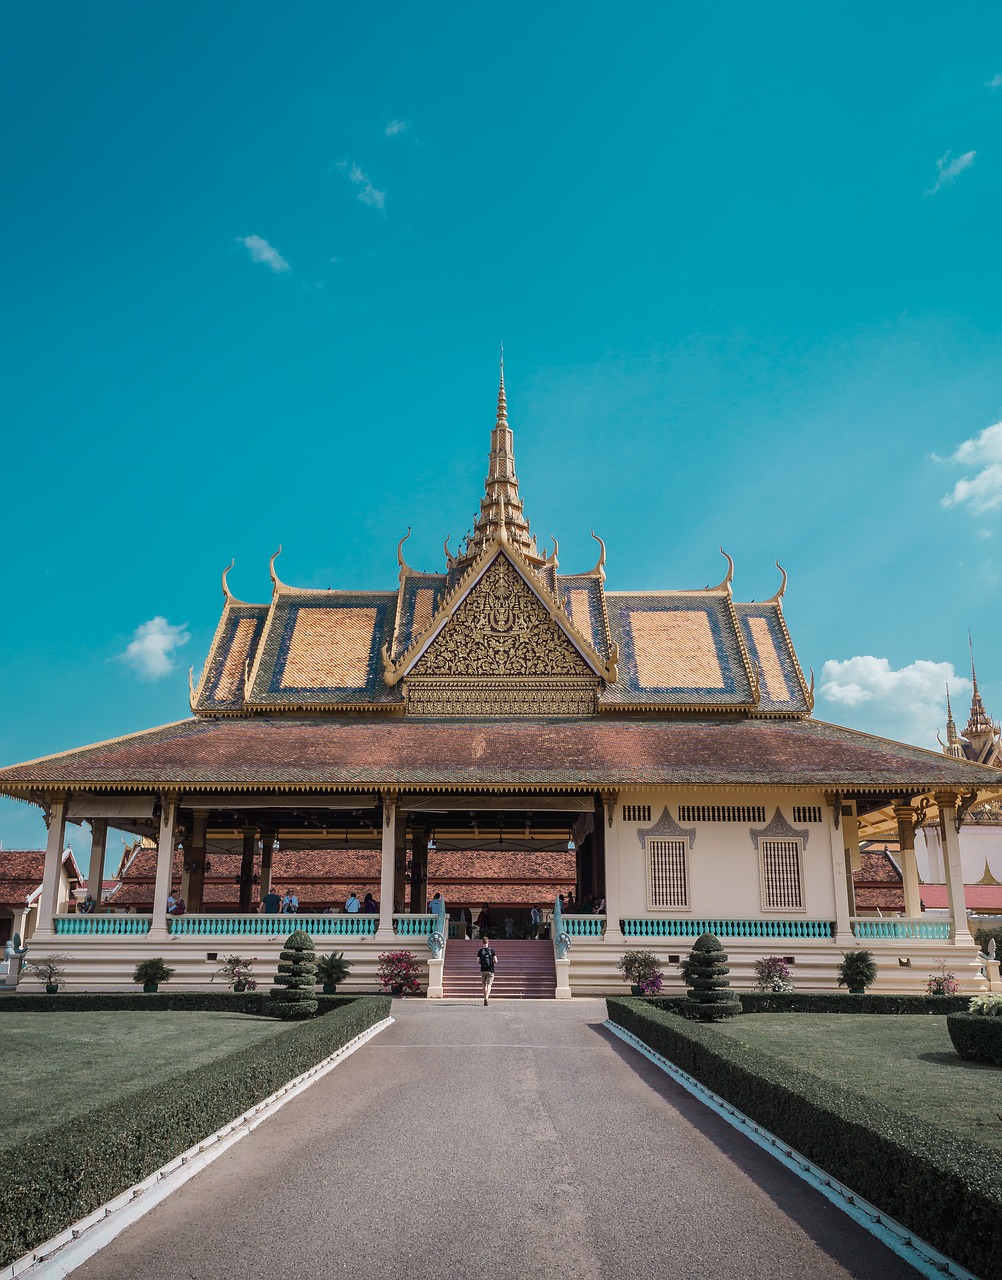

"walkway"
[74, 1001, 918, 1280]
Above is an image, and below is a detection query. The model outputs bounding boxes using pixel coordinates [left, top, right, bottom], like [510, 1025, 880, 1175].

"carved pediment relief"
[410, 555, 595, 680]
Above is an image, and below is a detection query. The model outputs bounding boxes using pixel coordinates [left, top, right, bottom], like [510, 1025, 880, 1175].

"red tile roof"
[0, 849, 81, 908]
[916, 884, 1002, 912]
[1, 714, 1000, 793]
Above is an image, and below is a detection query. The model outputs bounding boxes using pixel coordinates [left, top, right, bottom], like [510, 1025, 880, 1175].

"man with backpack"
[477, 935, 498, 1006]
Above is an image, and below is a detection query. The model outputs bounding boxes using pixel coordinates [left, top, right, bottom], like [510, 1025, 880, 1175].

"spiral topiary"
[269, 929, 318, 1019]
[681, 932, 742, 1021]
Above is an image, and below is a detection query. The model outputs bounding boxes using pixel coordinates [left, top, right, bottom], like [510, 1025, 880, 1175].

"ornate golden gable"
[405, 555, 600, 716]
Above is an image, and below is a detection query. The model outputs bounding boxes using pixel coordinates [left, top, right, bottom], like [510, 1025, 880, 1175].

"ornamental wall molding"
[636, 807, 697, 851]
[749, 808, 809, 850]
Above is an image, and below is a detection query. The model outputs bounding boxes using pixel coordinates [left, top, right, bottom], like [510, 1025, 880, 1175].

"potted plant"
[132, 957, 176, 993]
[26, 953, 69, 994]
[836, 948, 877, 994]
[752, 956, 795, 993]
[315, 950, 351, 994]
[377, 950, 422, 996]
[617, 949, 663, 995]
[925, 958, 961, 996]
[215, 954, 258, 991]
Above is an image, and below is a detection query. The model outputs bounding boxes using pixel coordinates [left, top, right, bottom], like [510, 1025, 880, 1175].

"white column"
[936, 793, 974, 944]
[87, 819, 108, 904]
[377, 792, 398, 941]
[32, 797, 67, 940]
[826, 796, 854, 945]
[894, 803, 922, 917]
[602, 794, 624, 943]
[148, 795, 178, 942]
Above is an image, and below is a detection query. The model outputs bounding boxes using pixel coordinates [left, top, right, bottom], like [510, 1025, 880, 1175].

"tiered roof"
[190, 365, 812, 719]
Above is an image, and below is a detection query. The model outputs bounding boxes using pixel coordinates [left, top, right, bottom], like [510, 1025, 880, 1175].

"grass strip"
[1, 996, 391, 1268]
[0, 990, 366, 1014]
[607, 997, 1002, 1280]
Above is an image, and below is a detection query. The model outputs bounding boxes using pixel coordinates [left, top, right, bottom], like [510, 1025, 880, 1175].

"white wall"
[917, 822, 1002, 885]
[612, 789, 837, 920]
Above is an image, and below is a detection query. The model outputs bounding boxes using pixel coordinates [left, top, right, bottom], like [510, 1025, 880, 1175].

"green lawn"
[0, 1012, 286, 1150]
[716, 1014, 1002, 1151]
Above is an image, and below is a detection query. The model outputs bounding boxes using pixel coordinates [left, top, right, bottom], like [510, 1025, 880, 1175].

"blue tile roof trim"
[197, 605, 268, 711]
[602, 594, 756, 706]
[557, 576, 608, 660]
[395, 574, 446, 658]
[248, 593, 401, 706]
[735, 603, 810, 714]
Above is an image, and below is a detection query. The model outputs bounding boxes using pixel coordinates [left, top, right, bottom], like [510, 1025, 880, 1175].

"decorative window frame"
[646, 838, 690, 911]
[757, 838, 807, 913]
[637, 808, 696, 913]
[750, 809, 809, 913]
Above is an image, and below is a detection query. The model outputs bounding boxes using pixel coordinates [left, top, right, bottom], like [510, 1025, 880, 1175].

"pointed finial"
[497, 345, 507, 424]
[970, 629, 978, 690]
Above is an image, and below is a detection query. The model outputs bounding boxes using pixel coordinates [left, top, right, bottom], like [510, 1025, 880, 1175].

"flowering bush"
[377, 950, 422, 995]
[215, 955, 258, 990]
[752, 956, 795, 993]
[617, 949, 664, 992]
[925, 959, 961, 996]
[968, 992, 1002, 1016]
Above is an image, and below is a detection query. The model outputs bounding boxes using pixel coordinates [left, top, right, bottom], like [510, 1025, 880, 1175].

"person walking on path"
[477, 935, 497, 1005]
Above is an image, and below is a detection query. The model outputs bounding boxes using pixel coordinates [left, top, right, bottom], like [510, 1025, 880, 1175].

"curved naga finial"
[396, 528, 413, 575]
[443, 535, 457, 570]
[709, 547, 734, 592]
[587, 531, 607, 579]
[188, 665, 196, 703]
[269, 544, 285, 592]
[764, 560, 788, 604]
[543, 535, 559, 568]
[221, 558, 236, 600]
[807, 667, 815, 712]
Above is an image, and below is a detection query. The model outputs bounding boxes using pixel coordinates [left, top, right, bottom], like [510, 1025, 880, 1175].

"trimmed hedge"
[639, 992, 969, 1016]
[948, 1012, 1002, 1065]
[738, 991, 970, 1015]
[607, 998, 1002, 1280]
[0, 996, 391, 1268]
[0, 991, 365, 1016]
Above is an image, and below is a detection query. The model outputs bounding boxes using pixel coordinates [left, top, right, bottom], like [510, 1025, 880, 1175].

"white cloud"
[338, 160, 386, 210]
[926, 150, 976, 195]
[819, 656, 969, 748]
[385, 119, 408, 137]
[990, 73, 1002, 89]
[120, 617, 190, 680]
[237, 234, 290, 272]
[939, 421, 1002, 513]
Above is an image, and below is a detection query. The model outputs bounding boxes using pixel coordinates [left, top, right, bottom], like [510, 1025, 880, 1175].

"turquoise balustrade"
[55, 915, 152, 936]
[851, 918, 950, 940]
[563, 914, 605, 937]
[168, 914, 378, 938]
[621, 917, 835, 939]
[393, 914, 435, 936]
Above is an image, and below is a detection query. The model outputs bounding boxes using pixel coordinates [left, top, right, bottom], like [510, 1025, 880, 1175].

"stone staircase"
[441, 939, 557, 999]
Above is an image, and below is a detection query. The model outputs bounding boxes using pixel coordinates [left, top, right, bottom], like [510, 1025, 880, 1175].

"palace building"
[2, 365, 1000, 996]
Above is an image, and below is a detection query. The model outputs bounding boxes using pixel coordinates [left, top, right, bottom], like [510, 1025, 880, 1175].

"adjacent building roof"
[0, 849, 82, 909]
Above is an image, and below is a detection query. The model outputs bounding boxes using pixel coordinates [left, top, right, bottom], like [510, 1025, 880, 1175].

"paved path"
[75, 1001, 918, 1280]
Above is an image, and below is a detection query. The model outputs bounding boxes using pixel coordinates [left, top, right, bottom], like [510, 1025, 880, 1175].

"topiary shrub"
[270, 929, 318, 1018]
[681, 933, 741, 1021]
[947, 1012, 1002, 1065]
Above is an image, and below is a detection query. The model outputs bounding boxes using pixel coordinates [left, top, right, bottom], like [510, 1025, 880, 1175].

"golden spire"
[457, 351, 543, 565]
[943, 683, 964, 758]
[965, 632, 998, 748]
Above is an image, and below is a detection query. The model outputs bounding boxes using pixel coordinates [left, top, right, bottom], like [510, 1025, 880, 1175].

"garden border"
[604, 1019, 978, 1280]
[1, 996, 392, 1272]
[606, 997, 1002, 1280]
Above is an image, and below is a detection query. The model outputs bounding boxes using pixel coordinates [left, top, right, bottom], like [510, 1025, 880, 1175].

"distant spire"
[964, 631, 1000, 755]
[457, 353, 542, 566]
[944, 683, 963, 757]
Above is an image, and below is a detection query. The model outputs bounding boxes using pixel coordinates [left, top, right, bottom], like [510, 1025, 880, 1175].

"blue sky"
[3, 3, 1002, 864]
